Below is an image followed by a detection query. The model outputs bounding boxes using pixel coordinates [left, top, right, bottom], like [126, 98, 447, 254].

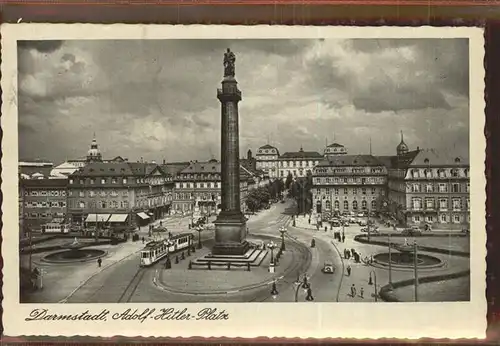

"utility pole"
[413, 240, 419, 302]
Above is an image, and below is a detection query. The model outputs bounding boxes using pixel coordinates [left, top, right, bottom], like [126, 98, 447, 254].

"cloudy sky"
[18, 38, 469, 164]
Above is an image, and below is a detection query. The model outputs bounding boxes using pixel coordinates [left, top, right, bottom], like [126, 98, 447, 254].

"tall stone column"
[213, 48, 249, 256]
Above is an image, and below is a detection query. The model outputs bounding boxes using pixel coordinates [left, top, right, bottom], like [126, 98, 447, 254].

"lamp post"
[388, 233, 392, 286]
[271, 280, 279, 299]
[369, 269, 378, 302]
[196, 225, 204, 249]
[267, 241, 277, 265]
[413, 240, 419, 302]
[279, 226, 287, 251]
[293, 273, 313, 302]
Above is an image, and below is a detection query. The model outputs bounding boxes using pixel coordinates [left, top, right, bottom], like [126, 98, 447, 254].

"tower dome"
[86, 134, 103, 163]
[397, 130, 409, 156]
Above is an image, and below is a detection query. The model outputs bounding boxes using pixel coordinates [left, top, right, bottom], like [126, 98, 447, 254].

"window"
[452, 199, 461, 210]
[69, 179, 74, 184]
[466, 198, 470, 210]
[453, 214, 461, 223]
[353, 188, 357, 195]
[413, 215, 421, 223]
[426, 199, 434, 209]
[438, 169, 446, 178]
[464, 169, 469, 177]
[352, 200, 358, 210]
[412, 184, 420, 193]
[101, 178, 106, 184]
[440, 214, 447, 223]
[411, 169, 420, 178]
[362, 188, 366, 195]
[123, 178, 128, 184]
[344, 188, 348, 195]
[111, 178, 117, 184]
[452, 183, 460, 193]
[123, 190, 129, 196]
[426, 184, 433, 193]
[466, 183, 470, 193]
[451, 169, 459, 177]
[79, 201, 85, 208]
[80, 179, 85, 184]
[334, 188, 339, 195]
[79, 191, 85, 197]
[361, 200, 367, 210]
[412, 198, 422, 210]
[439, 184, 447, 193]
[424, 169, 432, 178]
[371, 200, 377, 210]
[439, 199, 448, 210]
[426, 215, 433, 223]
[334, 200, 340, 210]
[343, 200, 349, 210]
[325, 200, 331, 210]
[123, 201, 129, 208]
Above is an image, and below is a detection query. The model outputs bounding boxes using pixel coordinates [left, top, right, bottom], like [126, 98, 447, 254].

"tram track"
[117, 267, 148, 303]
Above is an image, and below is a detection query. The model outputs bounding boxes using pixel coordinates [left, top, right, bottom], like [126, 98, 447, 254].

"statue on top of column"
[223, 48, 236, 77]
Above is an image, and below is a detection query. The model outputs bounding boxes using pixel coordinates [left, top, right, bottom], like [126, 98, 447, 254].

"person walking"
[346, 265, 352, 276]
[342, 233, 345, 243]
[142, 236, 145, 244]
[360, 287, 364, 299]
[97, 258, 102, 268]
[350, 284, 357, 298]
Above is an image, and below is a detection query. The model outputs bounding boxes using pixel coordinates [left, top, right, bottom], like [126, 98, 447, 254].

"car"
[358, 220, 367, 226]
[401, 227, 422, 236]
[322, 261, 335, 274]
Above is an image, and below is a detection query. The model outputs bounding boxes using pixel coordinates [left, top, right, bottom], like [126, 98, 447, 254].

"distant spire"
[400, 130, 404, 142]
[369, 137, 372, 155]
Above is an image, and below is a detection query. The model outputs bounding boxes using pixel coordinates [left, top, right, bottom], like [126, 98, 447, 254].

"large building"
[278, 147, 323, 179]
[20, 178, 68, 229]
[382, 146, 470, 229]
[172, 160, 252, 216]
[255, 144, 280, 178]
[66, 162, 174, 230]
[312, 154, 388, 219]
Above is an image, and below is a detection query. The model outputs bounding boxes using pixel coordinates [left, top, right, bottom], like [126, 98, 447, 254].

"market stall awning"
[137, 212, 150, 220]
[108, 214, 129, 223]
[85, 214, 111, 223]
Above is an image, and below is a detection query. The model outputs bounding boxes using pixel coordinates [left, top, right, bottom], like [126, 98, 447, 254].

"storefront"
[107, 214, 130, 232]
[136, 212, 150, 226]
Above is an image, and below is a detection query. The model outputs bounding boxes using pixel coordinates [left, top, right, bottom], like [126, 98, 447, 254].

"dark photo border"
[1, 1, 498, 343]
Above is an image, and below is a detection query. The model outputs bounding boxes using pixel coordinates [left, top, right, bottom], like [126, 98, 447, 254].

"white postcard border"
[1, 24, 486, 339]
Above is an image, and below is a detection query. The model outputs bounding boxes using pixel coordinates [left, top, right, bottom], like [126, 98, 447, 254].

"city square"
[18, 38, 471, 304]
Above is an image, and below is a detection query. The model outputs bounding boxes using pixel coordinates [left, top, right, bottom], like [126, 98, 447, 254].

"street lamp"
[293, 273, 313, 302]
[196, 225, 204, 249]
[369, 269, 378, 302]
[271, 280, 279, 299]
[267, 241, 277, 265]
[279, 226, 287, 251]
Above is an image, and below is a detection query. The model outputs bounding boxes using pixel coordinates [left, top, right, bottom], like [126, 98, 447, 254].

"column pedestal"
[213, 211, 249, 256]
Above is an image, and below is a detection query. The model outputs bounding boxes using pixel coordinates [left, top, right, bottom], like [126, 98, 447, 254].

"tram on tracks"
[140, 232, 194, 267]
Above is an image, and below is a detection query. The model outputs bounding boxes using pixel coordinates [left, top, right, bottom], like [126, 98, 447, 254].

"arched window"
[343, 200, 349, 210]
[325, 200, 331, 210]
[352, 200, 358, 210]
[371, 200, 377, 210]
[464, 168, 469, 177]
[334, 200, 340, 210]
[438, 169, 446, 178]
[451, 169, 459, 177]
[424, 169, 432, 178]
[361, 200, 367, 210]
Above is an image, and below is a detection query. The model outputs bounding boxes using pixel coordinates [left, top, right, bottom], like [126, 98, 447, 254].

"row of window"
[72, 200, 129, 209]
[314, 177, 386, 185]
[278, 161, 319, 168]
[178, 174, 221, 180]
[409, 168, 469, 179]
[314, 187, 382, 195]
[411, 197, 469, 211]
[24, 190, 66, 197]
[279, 169, 312, 177]
[69, 177, 170, 185]
[409, 182, 470, 193]
[176, 182, 222, 189]
[323, 199, 377, 211]
[24, 212, 64, 219]
[24, 201, 66, 208]
[174, 192, 220, 201]
[413, 214, 469, 224]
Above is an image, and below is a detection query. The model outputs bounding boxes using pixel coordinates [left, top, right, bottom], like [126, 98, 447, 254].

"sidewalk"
[24, 240, 146, 303]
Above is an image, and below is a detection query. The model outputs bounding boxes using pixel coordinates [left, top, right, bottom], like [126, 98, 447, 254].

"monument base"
[212, 213, 248, 256]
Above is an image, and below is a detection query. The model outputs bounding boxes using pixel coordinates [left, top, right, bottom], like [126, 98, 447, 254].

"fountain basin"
[373, 252, 444, 270]
[41, 249, 107, 264]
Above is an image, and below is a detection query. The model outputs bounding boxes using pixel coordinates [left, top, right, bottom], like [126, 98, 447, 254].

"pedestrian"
[346, 265, 351, 276]
[360, 287, 364, 298]
[342, 234, 345, 243]
[350, 284, 357, 298]
[97, 258, 102, 267]
[142, 237, 145, 244]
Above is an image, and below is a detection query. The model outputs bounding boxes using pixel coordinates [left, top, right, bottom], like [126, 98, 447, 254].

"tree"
[285, 173, 293, 190]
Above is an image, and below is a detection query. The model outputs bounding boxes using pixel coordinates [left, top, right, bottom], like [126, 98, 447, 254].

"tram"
[140, 232, 194, 267]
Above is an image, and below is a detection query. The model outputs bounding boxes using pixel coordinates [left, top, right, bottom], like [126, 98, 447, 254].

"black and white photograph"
[2, 25, 486, 338]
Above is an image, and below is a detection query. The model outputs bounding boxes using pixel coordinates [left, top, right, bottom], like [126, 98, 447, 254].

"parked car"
[322, 261, 335, 274]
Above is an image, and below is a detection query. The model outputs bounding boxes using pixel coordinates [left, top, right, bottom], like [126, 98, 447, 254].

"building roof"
[69, 162, 169, 177]
[160, 162, 191, 176]
[280, 151, 323, 159]
[327, 142, 345, 148]
[316, 155, 385, 167]
[258, 144, 278, 150]
[21, 178, 68, 188]
[180, 161, 221, 174]
[19, 160, 53, 167]
[408, 149, 469, 167]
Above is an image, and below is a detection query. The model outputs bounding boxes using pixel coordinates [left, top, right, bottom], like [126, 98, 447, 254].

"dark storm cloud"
[18, 40, 63, 52]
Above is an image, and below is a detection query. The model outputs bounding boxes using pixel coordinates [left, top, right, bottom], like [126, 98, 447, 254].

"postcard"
[1, 24, 486, 338]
